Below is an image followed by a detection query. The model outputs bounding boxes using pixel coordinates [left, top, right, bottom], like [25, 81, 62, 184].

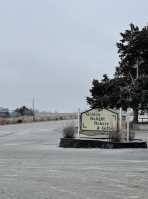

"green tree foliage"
[87, 24, 148, 123]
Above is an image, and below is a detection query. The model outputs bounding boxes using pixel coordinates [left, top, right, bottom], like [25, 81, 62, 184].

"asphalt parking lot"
[0, 120, 148, 199]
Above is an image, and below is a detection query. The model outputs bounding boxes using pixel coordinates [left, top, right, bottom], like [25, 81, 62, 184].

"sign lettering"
[81, 109, 118, 131]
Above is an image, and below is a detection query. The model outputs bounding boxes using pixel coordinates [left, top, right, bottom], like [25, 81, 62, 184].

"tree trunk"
[133, 107, 138, 123]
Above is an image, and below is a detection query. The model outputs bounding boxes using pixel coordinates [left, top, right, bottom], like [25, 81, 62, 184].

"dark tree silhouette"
[87, 24, 148, 123]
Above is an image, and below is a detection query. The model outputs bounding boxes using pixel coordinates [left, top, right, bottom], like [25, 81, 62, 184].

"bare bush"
[129, 122, 133, 129]
[129, 122, 135, 140]
[109, 130, 122, 142]
[62, 123, 76, 138]
[129, 130, 135, 141]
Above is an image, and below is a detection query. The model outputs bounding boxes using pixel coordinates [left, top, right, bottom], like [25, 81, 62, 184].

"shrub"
[129, 130, 135, 141]
[129, 122, 135, 140]
[62, 123, 76, 138]
[129, 122, 133, 129]
[109, 130, 122, 142]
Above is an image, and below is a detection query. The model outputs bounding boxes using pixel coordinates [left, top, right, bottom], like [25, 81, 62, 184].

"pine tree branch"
[129, 72, 136, 88]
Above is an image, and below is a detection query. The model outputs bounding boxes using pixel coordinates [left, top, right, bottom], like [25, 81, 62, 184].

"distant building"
[0, 107, 9, 112]
[0, 110, 9, 118]
[9, 111, 19, 117]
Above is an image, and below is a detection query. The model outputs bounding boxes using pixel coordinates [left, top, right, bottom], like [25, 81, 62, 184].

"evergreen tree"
[15, 106, 34, 116]
[87, 24, 148, 123]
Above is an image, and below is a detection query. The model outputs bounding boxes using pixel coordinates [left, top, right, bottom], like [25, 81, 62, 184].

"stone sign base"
[59, 138, 147, 149]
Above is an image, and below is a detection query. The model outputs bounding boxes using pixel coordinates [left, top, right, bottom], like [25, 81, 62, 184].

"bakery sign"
[81, 109, 118, 131]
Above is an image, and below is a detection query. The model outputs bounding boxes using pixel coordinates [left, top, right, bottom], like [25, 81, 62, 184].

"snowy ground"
[0, 120, 148, 199]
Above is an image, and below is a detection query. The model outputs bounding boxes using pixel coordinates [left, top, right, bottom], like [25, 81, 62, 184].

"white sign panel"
[81, 109, 118, 131]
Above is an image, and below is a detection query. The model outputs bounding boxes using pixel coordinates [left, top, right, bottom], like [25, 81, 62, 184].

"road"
[0, 120, 148, 199]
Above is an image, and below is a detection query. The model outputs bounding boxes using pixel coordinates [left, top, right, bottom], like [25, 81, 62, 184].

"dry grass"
[0, 113, 77, 126]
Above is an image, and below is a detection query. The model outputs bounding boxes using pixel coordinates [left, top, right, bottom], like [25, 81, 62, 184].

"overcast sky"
[0, 0, 148, 112]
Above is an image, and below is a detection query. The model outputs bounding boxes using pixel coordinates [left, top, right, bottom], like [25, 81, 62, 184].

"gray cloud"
[0, 0, 148, 112]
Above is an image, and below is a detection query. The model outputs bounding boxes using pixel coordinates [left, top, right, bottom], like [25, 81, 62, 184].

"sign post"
[119, 108, 122, 132]
[78, 108, 81, 138]
[126, 108, 129, 141]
